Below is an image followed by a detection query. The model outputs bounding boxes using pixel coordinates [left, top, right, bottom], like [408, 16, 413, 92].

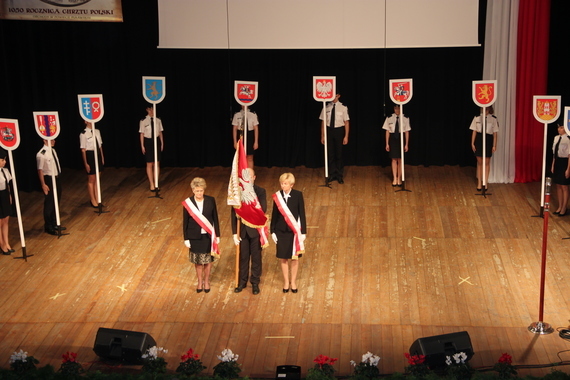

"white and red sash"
[272, 191, 304, 259]
[182, 197, 220, 258]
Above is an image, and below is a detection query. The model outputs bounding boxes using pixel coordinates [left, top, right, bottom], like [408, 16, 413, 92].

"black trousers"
[327, 126, 345, 179]
[43, 175, 62, 230]
[238, 234, 262, 286]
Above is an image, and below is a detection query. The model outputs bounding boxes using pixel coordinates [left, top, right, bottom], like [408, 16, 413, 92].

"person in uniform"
[382, 104, 411, 186]
[551, 124, 570, 216]
[0, 149, 15, 255]
[470, 106, 499, 191]
[320, 93, 350, 184]
[36, 139, 64, 235]
[183, 177, 220, 293]
[139, 105, 164, 192]
[270, 173, 306, 293]
[231, 168, 267, 295]
[232, 106, 259, 168]
[80, 121, 104, 208]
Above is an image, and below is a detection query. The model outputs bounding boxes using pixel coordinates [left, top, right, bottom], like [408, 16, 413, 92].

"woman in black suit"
[270, 173, 306, 293]
[183, 177, 220, 293]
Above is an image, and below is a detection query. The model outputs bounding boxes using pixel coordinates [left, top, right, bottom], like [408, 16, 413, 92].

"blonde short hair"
[191, 177, 207, 190]
[279, 172, 295, 185]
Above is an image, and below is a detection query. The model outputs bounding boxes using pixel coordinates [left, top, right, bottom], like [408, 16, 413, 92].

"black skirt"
[144, 137, 162, 163]
[553, 157, 570, 185]
[474, 132, 494, 158]
[86, 150, 103, 175]
[0, 188, 15, 218]
[388, 133, 402, 159]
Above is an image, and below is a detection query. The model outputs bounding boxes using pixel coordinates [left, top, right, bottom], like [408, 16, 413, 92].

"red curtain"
[514, 0, 551, 182]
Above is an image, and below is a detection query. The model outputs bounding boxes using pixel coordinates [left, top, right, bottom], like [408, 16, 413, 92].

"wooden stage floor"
[1, 165, 570, 377]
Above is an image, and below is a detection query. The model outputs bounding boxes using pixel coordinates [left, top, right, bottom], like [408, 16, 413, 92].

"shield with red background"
[313, 76, 336, 102]
[533, 96, 561, 124]
[389, 79, 413, 105]
[0, 118, 20, 151]
[78, 94, 104, 123]
[235, 81, 258, 106]
[33, 111, 60, 140]
[472, 80, 497, 107]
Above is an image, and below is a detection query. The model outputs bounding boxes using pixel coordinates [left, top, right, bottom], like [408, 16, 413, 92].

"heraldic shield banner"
[78, 94, 104, 123]
[564, 107, 570, 137]
[235, 81, 258, 106]
[33, 112, 60, 140]
[313, 76, 336, 102]
[472, 80, 497, 107]
[0, 118, 20, 151]
[143, 76, 166, 104]
[389, 79, 413, 105]
[533, 96, 561, 124]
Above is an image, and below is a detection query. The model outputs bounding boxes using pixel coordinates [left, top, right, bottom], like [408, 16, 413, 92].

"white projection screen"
[158, 0, 480, 49]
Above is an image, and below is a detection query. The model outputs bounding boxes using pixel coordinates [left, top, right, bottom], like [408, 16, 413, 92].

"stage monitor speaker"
[408, 331, 474, 369]
[276, 365, 301, 380]
[93, 327, 157, 364]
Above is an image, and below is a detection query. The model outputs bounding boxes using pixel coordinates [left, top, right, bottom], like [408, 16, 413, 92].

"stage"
[0, 165, 569, 377]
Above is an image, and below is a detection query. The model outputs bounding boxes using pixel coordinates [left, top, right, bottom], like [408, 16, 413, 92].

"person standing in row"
[232, 106, 259, 168]
[0, 149, 15, 254]
[80, 121, 104, 208]
[320, 94, 350, 184]
[232, 168, 267, 295]
[551, 124, 570, 216]
[470, 106, 498, 191]
[270, 173, 306, 293]
[36, 139, 64, 235]
[382, 104, 411, 187]
[183, 177, 220, 293]
[139, 105, 164, 192]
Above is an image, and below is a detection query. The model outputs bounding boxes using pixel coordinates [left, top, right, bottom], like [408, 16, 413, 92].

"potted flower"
[350, 351, 381, 380]
[141, 345, 169, 375]
[444, 351, 474, 380]
[404, 352, 433, 379]
[59, 351, 83, 377]
[176, 348, 206, 377]
[213, 348, 241, 379]
[493, 353, 517, 379]
[306, 354, 338, 380]
[9, 349, 39, 375]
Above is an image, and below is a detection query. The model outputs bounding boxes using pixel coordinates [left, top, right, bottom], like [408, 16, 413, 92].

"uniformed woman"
[80, 121, 104, 208]
[0, 149, 15, 255]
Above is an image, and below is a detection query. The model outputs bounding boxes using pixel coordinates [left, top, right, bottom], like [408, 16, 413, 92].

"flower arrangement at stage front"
[141, 345, 169, 374]
[306, 354, 338, 380]
[9, 349, 39, 375]
[176, 348, 207, 377]
[404, 352, 432, 379]
[493, 352, 517, 379]
[444, 351, 474, 380]
[59, 351, 84, 376]
[213, 348, 241, 379]
[349, 351, 381, 380]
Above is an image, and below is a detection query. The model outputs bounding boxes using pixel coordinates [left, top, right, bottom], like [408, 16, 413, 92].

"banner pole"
[8, 151, 31, 260]
[235, 220, 240, 287]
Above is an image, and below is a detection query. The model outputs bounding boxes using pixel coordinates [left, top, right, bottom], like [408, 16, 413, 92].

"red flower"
[181, 348, 200, 361]
[313, 354, 337, 368]
[498, 353, 512, 364]
[61, 352, 77, 363]
[405, 352, 426, 365]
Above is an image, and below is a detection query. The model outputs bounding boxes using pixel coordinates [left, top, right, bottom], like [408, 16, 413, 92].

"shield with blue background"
[78, 94, 104, 123]
[143, 76, 166, 104]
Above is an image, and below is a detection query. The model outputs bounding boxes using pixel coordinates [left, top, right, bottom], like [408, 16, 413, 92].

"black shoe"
[45, 228, 57, 236]
[283, 288, 290, 293]
[291, 288, 298, 293]
[2, 250, 10, 255]
[252, 284, 260, 295]
[204, 288, 211, 293]
[234, 286, 244, 293]
[57, 226, 67, 231]
[553, 211, 560, 215]
[338, 178, 344, 184]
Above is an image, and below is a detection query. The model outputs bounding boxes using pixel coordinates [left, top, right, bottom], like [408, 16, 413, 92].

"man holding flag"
[228, 140, 268, 295]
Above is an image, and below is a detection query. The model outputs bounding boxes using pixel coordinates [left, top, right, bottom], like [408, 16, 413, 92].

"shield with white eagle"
[313, 76, 336, 102]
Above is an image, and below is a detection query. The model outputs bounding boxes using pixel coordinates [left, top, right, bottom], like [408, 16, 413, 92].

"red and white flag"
[227, 139, 268, 245]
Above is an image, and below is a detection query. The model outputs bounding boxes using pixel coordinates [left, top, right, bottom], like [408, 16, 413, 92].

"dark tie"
[151, 118, 155, 139]
[1, 169, 8, 193]
[395, 116, 400, 134]
[53, 149, 61, 175]
[330, 104, 336, 127]
[555, 137, 562, 158]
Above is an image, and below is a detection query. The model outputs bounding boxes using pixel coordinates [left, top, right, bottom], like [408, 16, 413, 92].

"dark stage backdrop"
[0, 0, 511, 192]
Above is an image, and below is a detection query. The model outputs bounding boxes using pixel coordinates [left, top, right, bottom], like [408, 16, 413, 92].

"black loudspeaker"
[276, 365, 301, 380]
[93, 327, 157, 364]
[408, 331, 474, 369]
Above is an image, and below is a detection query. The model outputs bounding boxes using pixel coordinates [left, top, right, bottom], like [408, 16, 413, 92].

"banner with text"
[0, 0, 123, 22]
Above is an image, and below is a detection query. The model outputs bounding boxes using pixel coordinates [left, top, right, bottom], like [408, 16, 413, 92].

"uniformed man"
[36, 139, 64, 235]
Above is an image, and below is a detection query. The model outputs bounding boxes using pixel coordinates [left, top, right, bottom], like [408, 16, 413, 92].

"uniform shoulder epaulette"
[491, 115, 497, 119]
[81, 130, 87, 134]
[40, 149, 46, 155]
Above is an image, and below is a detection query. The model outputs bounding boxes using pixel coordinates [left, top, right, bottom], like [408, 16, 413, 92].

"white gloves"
[216, 237, 220, 244]
[184, 240, 191, 248]
[233, 234, 241, 246]
[301, 234, 306, 242]
[271, 233, 278, 244]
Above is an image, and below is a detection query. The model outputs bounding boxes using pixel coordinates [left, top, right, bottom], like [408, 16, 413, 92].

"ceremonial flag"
[227, 139, 267, 228]
[472, 80, 497, 107]
[0, 118, 20, 150]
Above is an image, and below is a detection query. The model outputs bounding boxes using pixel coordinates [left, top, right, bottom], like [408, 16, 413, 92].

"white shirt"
[0, 168, 12, 191]
[469, 115, 499, 135]
[319, 101, 349, 128]
[553, 134, 570, 158]
[382, 113, 411, 133]
[232, 110, 259, 131]
[139, 116, 164, 139]
[79, 128, 103, 151]
[36, 145, 61, 176]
